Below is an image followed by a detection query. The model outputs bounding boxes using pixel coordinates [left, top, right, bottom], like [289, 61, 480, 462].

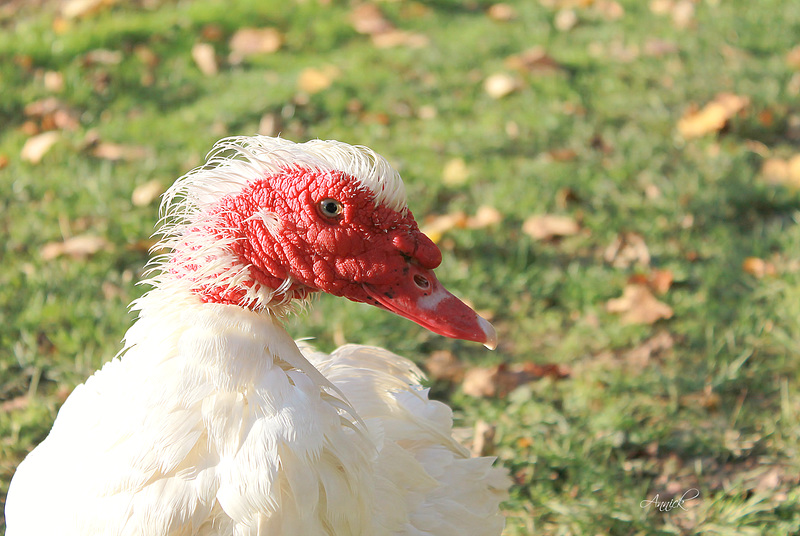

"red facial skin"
[189, 166, 495, 347]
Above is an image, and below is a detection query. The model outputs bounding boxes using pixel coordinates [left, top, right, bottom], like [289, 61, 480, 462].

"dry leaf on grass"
[191, 43, 218, 76]
[349, 3, 428, 48]
[462, 362, 570, 398]
[487, 3, 517, 21]
[788, 45, 800, 70]
[677, 93, 750, 139]
[61, 0, 113, 19]
[760, 155, 800, 188]
[41, 234, 111, 260]
[91, 142, 151, 161]
[471, 420, 497, 457]
[624, 331, 674, 370]
[131, 180, 164, 207]
[604, 232, 651, 268]
[425, 350, 464, 383]
[21, 131, 60, 164]
[522, 214, 580, 240]
[504, 47, 564, 75]
[742, 257, 777, 279]
[606, 283, 673, 325]
[297, 66, 340, 94]
[484, 73, 519, 99]
[554, 9, 578, 31]
[421, 212, 468, 243]
[228, 28, 282, 63]
[442, 158, 470, 186]
[467, 205, 503, 229]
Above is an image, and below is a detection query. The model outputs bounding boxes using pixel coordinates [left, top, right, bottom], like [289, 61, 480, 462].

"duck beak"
[362, 263, 497, 350]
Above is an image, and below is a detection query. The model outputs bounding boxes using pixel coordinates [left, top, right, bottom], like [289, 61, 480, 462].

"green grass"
[2, 0, 800, 534]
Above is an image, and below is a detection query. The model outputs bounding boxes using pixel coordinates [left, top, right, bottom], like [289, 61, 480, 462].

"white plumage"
[5, 136, 509, 535]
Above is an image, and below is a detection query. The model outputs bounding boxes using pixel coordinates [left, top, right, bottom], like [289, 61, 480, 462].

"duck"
[5, 136, 509, 535]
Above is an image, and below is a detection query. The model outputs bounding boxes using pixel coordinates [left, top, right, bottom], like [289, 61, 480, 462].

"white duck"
[5, 136, 509, 535]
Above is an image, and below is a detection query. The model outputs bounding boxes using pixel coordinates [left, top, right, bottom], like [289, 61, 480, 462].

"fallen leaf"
[604, 232, 651, 268]
[349, 3, 393, 35]
[487, 3, 517, 21]
[644, 38, 679, 57]
[421, 211, 468, 243]
[471, 420, 496, 457]
[595, 0, 624, 20]
[606, 283, 673, 325]
[624, 331, 674, 370]
[760, 155, 800, 188]
[742, 257, 777, 279]
[297, 65, 340, 94]
[463, 362, 570, 398]
[788, 45, 800, 70]
[648, 268, 674, 295]
[504, 47, 564, 75]
[43, 70, 65, 92]
[0, 154, 9, 169]
[61, 0, 112, 19]
[83, 49, 123, 65]
[21, 131, 60, 164]
[41, 234, 111, 260]
[671, 0, 694, 28]
[425, 350, 464, 383]
[442, 158, 470, 186]
[372, 30, 429, 48]
[258, 113, 281, 137]
[467, 205, 503, 229]
[554, 9, 578, 31]
[228, 27, 282, 63]
[677, 93, 750, 139]
[131, 180, 164, 207]
[522, 214, 579, 240]
[191, 43, 218, 76]
[484, 72, 519, 99]
[91, 142, 150, 161]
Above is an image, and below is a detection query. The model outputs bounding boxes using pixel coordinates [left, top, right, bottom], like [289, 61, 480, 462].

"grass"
[2, 0, 800, 534]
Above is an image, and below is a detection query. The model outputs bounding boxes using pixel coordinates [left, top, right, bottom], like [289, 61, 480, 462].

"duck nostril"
[413, 274, 430, 290]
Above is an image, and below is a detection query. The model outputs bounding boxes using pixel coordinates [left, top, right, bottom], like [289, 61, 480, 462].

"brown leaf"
[467, 205, 503, 229]
[606, 283, 673, 325]
[372, 30, 429, 49]
[677, 93, 750, 139]
[554, 9, 578, 31]
[1, 395, 30, 412]
[604, 232, 651, 268]
[760, 155, 800, 188]
[471, 420, 497, 457]
[742, 257, 777, 279]
[91, 142, 150, 161]
[228, 28, 282, 63]
[131, 179, 164, 207]
[21, 132, 60, 164]
[788, 45, 800, 70]
[297, 65, 340, 94]
[648, 268, 674, 295]
[421, 211, 468, 243]
[462, 362, 570, 398]
[504, 47, 564, 75]
[522, 214, 580, 240]
[0, 154, 9, 169]
[442, 158, 470, 186]
[624, 331, 674, 370]
[41, 234, 111, 260]
[425, 350, 464, 383]
[191, 43, 218, 76]
[61, 0, 113, 19]
[487, 3, 517, 21]
[350, 3, 393, 35]
[484, 72, 520, 99]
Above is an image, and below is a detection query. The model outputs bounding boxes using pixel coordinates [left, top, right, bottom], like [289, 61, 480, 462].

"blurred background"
[1, 0, 800, 534]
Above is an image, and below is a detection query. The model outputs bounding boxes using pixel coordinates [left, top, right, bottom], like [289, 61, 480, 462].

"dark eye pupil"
[318, 199, 342, 218]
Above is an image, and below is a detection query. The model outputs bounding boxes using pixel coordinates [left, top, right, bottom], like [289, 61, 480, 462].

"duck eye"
[318, 198, 343, 219]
